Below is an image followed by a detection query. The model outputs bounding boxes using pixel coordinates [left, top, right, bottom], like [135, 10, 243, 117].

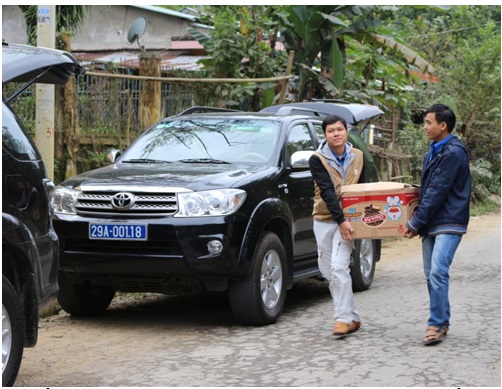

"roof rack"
[177, 106, 242, 116]
[274, 106, 324, 117]
[311, 98, 351, 104]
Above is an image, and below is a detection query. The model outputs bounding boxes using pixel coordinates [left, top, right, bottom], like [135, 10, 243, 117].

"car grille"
[75, 191, 178, 216]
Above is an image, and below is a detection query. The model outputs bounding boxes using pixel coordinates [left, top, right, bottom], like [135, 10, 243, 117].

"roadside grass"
[470, 196, 500, 217]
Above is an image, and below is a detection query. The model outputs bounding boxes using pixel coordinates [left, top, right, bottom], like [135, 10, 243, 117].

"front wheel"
[228, 232, 287, 326]
[2, 276, 24, 387]
[57, 272, 115, 316]
[350, 239, 377, 292]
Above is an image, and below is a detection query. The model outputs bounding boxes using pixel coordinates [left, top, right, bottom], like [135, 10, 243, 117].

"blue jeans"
[422, 234, 462, 329]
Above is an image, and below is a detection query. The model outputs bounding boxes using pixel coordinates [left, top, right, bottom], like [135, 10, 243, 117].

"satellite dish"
[127, 17, 147, 50]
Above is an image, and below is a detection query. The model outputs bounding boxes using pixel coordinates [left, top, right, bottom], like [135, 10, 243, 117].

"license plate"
[89, 223, 147, 240]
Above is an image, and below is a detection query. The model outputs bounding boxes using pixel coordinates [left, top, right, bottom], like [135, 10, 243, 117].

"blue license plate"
[89, 223, 147, 240]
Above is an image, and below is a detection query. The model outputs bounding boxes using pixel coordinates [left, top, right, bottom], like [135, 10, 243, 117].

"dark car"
[52, 102, 383, 326]
[2, 42, 83, 386]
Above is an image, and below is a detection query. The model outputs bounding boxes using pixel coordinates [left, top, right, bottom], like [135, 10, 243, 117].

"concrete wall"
[2, 5, 28, 44]
[71, 5, 194, 51]
[2, 5, 196, 51]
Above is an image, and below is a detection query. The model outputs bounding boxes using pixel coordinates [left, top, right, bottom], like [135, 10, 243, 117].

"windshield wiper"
[122, 158, 171, 163]
[178, 158, 230, 164]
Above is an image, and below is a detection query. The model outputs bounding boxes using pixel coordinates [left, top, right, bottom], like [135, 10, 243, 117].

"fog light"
[207, 240, 223, 255]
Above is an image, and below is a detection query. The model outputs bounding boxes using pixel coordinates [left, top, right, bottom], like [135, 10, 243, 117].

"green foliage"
[470, 159, 500, 201]
[188, 5, 438, 110]
[275, 5, 439, 113]
[15, 5, 500, 207]
[470, 198, 500, 217]
[188, 6, 287, 110]
[3, 83, 36, 135]
[384, 5, 501, 200]
[395, 124, 429, 182]
[278, 5, 355, 99]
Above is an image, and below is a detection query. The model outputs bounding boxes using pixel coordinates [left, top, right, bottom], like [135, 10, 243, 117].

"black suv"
[53, 102, 383, 326]
[2, 42, 83, 386]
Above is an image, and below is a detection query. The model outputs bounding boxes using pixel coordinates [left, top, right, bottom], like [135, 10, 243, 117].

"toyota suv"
[53, 101, 383, 326]
[2, 42, 83, 386]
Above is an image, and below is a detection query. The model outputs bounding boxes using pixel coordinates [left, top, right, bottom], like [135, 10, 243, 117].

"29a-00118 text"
[89, 223, 147, 240]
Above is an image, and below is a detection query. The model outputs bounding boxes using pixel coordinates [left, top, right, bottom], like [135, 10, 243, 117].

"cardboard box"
[341, 182, 420, 239]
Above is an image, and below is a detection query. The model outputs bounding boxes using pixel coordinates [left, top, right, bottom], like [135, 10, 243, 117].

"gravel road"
[14, 211, 501, 387]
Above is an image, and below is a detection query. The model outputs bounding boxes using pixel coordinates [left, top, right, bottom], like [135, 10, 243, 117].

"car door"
[282, 121, 318, 265]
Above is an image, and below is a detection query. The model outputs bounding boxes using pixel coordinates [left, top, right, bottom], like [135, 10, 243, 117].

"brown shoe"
[333, 321, 361, 336]
[349, 321, 361, 333]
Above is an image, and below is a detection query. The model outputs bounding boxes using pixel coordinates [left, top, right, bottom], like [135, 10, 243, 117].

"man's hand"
[339, 220, 354, 241]
[404, 227, 417, 239]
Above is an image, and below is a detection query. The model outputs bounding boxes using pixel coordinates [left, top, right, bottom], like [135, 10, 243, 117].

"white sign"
[37, 6, 51, 24]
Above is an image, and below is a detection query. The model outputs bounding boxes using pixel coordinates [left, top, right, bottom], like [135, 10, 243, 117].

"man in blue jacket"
[404, 104, 471, 346]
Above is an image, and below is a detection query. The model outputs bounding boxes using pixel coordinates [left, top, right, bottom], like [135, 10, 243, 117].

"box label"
[341, 184, 420, 239]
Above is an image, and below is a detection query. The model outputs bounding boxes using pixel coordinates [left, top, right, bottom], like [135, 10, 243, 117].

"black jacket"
[407, 135, 471, 237]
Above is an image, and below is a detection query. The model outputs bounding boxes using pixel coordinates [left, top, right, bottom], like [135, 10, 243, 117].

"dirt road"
[14, 211, 501, 387]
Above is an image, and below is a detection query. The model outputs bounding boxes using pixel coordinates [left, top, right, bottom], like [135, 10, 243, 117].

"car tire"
[57, 272, 115, 316]
[2, 276, 24, 387]
[350, 239, 377, 292]
[228, 232, 287, 326]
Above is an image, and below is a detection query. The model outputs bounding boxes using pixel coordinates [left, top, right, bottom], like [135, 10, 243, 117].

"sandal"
[422, 326, 448, 346]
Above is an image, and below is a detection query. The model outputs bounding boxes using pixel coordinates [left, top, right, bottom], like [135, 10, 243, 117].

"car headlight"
[54, 186, 80, 215]
[175, 189, 246, 217]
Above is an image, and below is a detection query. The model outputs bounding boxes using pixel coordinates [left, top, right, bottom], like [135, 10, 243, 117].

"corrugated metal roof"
[74, 51, 206, 72]
[171, 40, 205, 50]
[129, 5, 198, 21]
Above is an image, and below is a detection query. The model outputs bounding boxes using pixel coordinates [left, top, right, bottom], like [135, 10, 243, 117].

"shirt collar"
[331, 145, 347, 165]
[428, 134, 453, 163]
[431, 134, 453, 151]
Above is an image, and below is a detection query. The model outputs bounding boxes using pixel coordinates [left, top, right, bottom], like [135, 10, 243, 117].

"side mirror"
[290, 150, 315, 170]
[104, 149, 121, 165]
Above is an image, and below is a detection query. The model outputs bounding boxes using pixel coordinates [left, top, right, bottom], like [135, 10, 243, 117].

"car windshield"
[121, 118, 280, 164]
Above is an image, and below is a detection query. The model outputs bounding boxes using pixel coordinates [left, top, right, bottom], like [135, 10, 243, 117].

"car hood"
[61, 162, 272, 191]
[2, 42, 84, 85]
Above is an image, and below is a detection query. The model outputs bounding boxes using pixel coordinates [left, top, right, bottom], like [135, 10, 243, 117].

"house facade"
[2, 5, 208, 71]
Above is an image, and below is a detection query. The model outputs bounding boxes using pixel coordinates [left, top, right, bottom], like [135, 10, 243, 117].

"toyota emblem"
[111, 192, 135, 210]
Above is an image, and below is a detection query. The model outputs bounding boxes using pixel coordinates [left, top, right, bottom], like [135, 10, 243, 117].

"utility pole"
[36, 5, 56, 180]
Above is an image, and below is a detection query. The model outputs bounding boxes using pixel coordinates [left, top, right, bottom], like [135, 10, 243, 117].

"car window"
[313, 123, 325, 142]
[287, 124, 315, 161]
[121, 118, 280, 164]
[2, 103, 39, 161]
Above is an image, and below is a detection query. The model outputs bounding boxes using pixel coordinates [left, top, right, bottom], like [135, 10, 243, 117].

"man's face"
[325, 120, 348, 150]
[424, 112, 448, 143]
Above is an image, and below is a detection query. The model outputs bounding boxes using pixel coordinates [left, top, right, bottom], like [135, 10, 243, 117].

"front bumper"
[53, 213, 250, 292]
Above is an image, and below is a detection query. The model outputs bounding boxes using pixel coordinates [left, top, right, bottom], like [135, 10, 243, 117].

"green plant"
[188, 6, 287, 109]
[470, 198, 499, 217]
[385, 5, 501, 202]
[277, 5, 439, 106]
[395, 123, 429, 182]
[470, 159, 500, 202]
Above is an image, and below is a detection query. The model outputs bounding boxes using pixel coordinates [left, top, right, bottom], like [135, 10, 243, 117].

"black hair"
[425, 104, 456, 133]
[321, 114, 348, 133]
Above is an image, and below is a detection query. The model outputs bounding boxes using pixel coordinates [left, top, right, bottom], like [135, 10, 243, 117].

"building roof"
[130, 5, 198, 21]
[74, 51, 206, 72]
[171, 40, 205, 50]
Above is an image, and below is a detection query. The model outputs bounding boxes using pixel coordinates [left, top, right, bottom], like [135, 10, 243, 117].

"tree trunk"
[139, 52, 162, 131]
[60, 33, 80, 180]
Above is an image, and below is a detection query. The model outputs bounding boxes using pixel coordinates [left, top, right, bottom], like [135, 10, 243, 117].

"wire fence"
[5, 71, 407, 183]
